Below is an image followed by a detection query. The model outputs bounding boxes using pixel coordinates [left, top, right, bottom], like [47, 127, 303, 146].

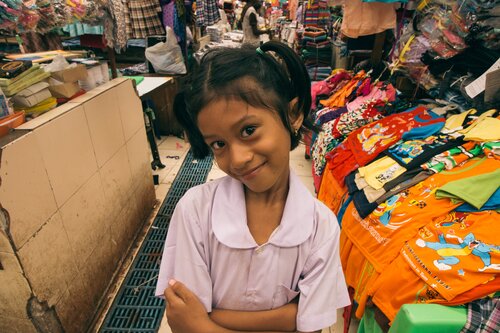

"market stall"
[309, 1, 499, 331]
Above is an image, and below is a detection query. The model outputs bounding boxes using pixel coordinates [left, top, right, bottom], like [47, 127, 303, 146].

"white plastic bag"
[44, 55, 77, 73]
[145, 27, 187, 75]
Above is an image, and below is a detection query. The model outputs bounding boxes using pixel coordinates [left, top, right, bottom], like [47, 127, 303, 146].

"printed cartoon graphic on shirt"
[374, 163, 405, 185]
[416, 232, 500, 272]
[342, 158, 499, 275]
[372, 190, 409, 226]
[389, 136, 438, 159]
[387, 134, 464, 170]
[415, 284, 440, 304]
[357, 123, 394, 154]
[434, 212, 472, 229]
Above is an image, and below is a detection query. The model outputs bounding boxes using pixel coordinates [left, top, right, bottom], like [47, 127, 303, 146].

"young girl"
[155, 41, 350, 333]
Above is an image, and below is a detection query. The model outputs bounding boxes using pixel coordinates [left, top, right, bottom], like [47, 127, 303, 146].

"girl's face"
[198, 98, 292, 195]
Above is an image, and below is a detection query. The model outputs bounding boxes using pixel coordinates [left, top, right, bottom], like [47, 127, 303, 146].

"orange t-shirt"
[317, 167, 348, 214]
[371, 250, 500, 322]
[402, 210, 500, 301]
[342, 157, 500, 272]
[340, 231, 380, 319]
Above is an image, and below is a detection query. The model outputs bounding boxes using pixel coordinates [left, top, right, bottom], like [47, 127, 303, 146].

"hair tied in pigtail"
[256, 47, 265, 56]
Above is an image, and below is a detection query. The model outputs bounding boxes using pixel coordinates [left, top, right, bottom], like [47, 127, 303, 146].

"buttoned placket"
[246, 244, 269, 305]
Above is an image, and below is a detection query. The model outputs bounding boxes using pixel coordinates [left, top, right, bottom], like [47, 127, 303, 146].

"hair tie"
[256, 47, 265, 56]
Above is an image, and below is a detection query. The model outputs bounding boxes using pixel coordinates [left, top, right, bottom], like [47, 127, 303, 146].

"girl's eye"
[241, 126, 256, 138]
[210, 141, 225, 150]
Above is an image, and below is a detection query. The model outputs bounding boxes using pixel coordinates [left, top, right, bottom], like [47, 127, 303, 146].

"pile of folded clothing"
[300, 27, 332, 81]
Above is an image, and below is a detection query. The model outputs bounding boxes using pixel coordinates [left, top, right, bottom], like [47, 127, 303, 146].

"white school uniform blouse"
[155, 171, 350, 332]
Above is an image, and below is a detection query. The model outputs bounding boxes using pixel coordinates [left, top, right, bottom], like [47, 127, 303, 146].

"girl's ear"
[288, 97, 304, 130]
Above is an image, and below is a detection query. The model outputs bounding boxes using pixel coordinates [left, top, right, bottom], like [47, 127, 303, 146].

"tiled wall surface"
[0, 78, 156, 333]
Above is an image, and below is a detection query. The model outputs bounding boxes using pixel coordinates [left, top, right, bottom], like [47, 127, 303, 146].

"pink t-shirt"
[155, 171, 350, 332]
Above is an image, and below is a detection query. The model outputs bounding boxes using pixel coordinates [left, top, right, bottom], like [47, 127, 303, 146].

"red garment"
[327, 106, 444, 186]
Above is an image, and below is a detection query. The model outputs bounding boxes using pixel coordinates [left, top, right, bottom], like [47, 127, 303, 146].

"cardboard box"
[51, 64, 88, 82]
[49, 82, 81, 98]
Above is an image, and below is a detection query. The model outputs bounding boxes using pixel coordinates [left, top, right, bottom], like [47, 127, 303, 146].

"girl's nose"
[229, 143, 253, 170]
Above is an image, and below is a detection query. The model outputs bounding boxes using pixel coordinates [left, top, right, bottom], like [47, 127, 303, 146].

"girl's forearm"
[209, 302, 298, 332]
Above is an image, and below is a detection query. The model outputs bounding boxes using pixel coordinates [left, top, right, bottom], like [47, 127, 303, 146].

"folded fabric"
[443, 109, 476, 132]
[11, 82, 51, 108]
[19, 97, 57, 114]
[359, 156, 407, 190]
[0, 68, 51, 96]
[455, 188, 500, 212]
[0, 65, 41, 87]
[124, 76, 145, 85]
[462, 117, 500, 141]
[401, 122, 445, 141]
[435, 168, 500, 209]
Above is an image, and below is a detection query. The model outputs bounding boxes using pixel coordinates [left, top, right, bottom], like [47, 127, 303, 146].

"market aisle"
[153, 135, 357, 333]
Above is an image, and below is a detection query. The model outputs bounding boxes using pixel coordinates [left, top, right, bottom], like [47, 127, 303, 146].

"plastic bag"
[145, 27, 186, 75]
[44, 54, 78, 72]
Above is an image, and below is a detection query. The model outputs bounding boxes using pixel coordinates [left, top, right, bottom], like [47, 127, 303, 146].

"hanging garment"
[125, 0, 165, 39]
[20, 31, 63, 53]
[303, 0, 330, 27]
[340, 232, 381, 319]
[104, 0, 128, 50]
[341, 0, 396, 38]
[195, 0, 220, 27]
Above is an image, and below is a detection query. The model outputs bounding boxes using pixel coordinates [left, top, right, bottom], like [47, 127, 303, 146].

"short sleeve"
[155, 194, 213, 312]
[296, 215, 350, 332]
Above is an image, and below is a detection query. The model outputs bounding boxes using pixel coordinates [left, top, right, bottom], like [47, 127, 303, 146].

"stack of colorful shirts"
[316, 108, 500, 326]
[300, 27, 332, 81]
[303, 0, 330, 28]
[309, 69, 398, 190]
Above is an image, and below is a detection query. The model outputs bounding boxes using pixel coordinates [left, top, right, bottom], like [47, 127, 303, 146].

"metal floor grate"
[99, 151, 213, 333]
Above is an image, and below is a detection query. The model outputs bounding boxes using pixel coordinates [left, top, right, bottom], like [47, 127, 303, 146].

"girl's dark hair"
[174, 41, 312, 158]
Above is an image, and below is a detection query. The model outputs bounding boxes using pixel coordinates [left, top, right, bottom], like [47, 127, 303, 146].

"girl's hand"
[164, 279, 215, 333]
